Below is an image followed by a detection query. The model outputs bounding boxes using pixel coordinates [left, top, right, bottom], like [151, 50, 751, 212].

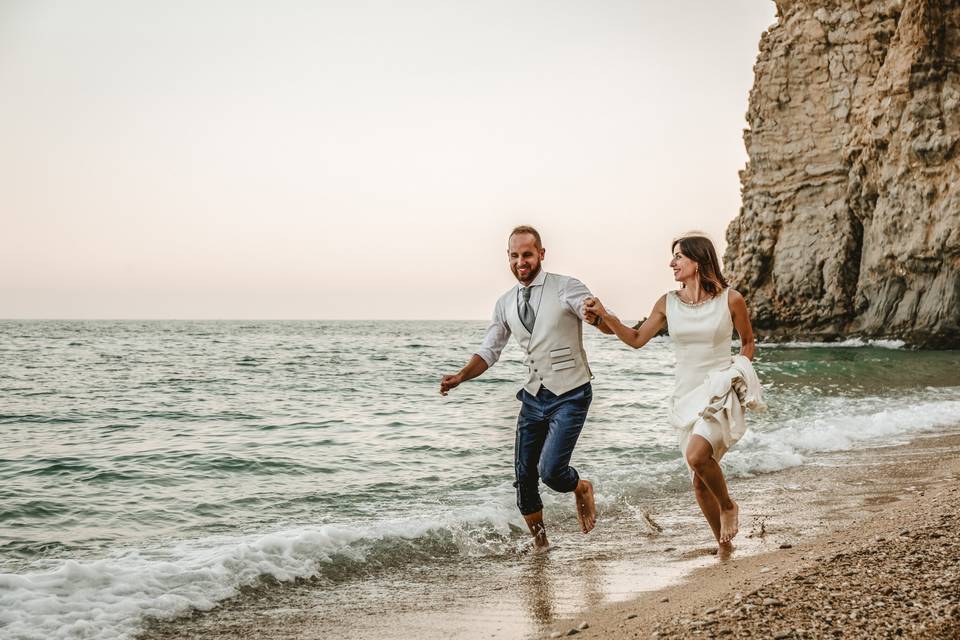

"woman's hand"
[583, 297, 608, 319]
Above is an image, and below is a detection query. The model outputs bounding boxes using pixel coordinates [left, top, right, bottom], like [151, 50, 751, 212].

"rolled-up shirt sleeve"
[560, 276, 593, 322]
[475, 299, 511, 367]
[561, 276, 615, 322]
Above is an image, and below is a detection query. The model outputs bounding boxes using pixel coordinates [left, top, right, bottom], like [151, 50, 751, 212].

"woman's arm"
[728, 289, 755, 360]
[584, 295, 667, 349]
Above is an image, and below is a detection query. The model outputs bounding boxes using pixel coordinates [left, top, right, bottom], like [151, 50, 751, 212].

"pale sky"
[1, 0, 777, 320]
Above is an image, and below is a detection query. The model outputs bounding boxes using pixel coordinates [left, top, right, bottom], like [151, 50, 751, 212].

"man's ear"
[540, 248, 546, 259]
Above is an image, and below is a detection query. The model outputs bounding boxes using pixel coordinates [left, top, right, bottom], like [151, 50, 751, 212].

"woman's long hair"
[672, 234, 729, 295]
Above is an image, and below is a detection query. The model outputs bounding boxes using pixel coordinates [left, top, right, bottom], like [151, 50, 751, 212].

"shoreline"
[541, 435, 960, 639]
[137, 431, 960, 640]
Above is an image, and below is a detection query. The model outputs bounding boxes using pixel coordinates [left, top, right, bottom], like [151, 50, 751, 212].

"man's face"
[508, 233, 544, 285]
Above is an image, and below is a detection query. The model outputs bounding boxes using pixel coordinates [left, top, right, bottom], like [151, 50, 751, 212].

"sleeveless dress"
[665, 288, 736, 461]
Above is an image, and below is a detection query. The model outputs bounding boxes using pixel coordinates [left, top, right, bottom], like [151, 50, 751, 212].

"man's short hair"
[509, 225, 542, 249]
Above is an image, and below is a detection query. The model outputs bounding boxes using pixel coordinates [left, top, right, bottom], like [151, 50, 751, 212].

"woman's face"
[670, 245, 698, 282]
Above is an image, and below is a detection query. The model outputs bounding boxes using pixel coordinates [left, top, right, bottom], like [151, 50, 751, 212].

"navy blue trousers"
[513, 382, 592, 515]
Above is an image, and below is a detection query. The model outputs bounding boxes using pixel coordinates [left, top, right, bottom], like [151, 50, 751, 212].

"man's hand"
[440, 355, 489, 396]
[440, 373, 463, 396]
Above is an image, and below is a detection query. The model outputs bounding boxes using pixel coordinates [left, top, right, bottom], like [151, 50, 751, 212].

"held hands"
[583, 297, 608, 322]
[583, 309, 599, 326]
[439, 373, 462, 396]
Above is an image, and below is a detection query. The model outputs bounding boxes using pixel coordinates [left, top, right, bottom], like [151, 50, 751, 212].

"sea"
[2, 320, 959, 639]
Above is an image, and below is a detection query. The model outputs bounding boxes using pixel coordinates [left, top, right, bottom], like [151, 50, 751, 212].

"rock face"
[724, 0, 960, 348]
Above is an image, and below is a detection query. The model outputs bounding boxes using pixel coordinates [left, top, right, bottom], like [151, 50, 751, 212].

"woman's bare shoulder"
[727, 288, 747, 307]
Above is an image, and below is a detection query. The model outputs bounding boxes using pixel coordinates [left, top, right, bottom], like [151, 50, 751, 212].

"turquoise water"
[1, 321, 959, 639]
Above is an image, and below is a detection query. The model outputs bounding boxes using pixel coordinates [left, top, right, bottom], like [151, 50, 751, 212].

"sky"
[0, 0, 777, 320]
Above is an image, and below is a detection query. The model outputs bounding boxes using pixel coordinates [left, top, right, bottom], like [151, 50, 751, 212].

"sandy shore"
[542, 446, 960, 639]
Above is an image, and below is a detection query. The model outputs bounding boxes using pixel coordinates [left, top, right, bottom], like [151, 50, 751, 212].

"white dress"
[666, 288, 746, 462]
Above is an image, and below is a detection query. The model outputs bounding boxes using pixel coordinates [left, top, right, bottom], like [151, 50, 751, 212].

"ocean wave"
[0, 505, 522, 640]
[723, 395, 960, 477]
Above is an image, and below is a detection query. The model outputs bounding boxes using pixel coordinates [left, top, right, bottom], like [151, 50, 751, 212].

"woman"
[584, 234, 759, 552]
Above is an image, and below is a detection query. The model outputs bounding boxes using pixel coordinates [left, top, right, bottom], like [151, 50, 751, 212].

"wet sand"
[140, 431, 960, 640]
[544, 434, 960, 639]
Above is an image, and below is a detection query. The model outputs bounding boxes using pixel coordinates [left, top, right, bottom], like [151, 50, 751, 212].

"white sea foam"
[723, 395, 960, 477]
[0, 504, 521, 640]
[757, 337, 907, 349]
[594, 389, 960, 489]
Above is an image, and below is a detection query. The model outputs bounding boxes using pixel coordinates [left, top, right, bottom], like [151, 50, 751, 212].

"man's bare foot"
[532, 532, 549, 550]
[719, 500, 739, 543]
[574, 479, 596, 533]
[531, 539, 552, 554]
[523, 511, 549, 549]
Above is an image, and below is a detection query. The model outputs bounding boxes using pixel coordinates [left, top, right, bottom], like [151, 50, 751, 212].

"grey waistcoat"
[506, 273, 592, 396]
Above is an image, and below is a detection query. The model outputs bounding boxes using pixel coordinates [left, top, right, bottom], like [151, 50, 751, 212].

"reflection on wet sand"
[519, 554, 554, 625]
[578, 550, 605, 612]
[517, 532, 671, 634]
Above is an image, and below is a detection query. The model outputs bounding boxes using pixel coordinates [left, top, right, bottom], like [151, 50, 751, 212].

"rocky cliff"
[724, 0, 960, 347]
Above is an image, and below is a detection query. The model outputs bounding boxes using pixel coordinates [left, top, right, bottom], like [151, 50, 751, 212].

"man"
[439, 225, 611, 550]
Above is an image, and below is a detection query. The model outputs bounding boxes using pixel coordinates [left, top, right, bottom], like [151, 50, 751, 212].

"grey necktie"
[520, 287, 536, 333]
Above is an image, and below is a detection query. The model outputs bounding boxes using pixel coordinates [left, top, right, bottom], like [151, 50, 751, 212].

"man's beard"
[512, 262, 542, 284]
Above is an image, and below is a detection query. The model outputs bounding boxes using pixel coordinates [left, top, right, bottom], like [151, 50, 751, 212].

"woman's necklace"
[677, 288, 714, 306]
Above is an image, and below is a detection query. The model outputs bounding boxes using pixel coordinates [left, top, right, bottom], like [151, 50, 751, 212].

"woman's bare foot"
[717, 541, 735, 560]
[719, 500, 739, 543]
[574, 479, 596, 533]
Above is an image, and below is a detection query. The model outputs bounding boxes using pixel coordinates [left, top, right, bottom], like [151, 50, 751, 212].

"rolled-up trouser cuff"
[543, 467, 579, 494]
[514, 477, 543, 515]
